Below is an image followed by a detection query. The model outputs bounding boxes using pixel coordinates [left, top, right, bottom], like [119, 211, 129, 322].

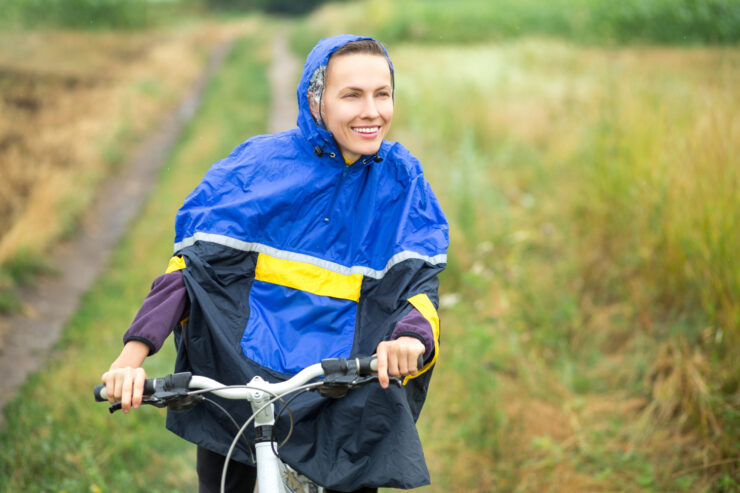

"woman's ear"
[307, 91, 320, 122]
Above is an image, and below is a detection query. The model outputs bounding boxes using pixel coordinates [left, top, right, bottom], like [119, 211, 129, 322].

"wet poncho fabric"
[166, 34, 449, 490]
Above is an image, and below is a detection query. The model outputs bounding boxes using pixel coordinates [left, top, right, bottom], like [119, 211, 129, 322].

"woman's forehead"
[325, 54, 393, 88]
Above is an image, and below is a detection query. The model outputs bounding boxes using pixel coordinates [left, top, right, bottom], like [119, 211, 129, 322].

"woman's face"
[313, 53, 394, 163]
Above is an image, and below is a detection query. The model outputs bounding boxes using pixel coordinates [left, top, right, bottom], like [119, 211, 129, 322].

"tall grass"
[291, 0, 740, 53]
[0, 27, 271, 491]
[0, 24, 225, 313]
[570, 49, 740, 462]
[573, 55, 740, 339]
[0, 0, 154, 30]
[1, 9, 738, 492]
[382, 40, 740, 490]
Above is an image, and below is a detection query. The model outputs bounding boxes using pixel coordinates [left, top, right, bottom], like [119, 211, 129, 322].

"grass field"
[297, 2, 740, 488]
[387, 40, 740, 491]
[0, 21, 245, 313]
[1, 1, 739, 491]
[291, 0, 740, 51]
[0, 24, 271, 491]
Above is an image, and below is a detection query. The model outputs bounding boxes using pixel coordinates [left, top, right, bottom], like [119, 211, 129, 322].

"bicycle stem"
[246, 375, 285, 493]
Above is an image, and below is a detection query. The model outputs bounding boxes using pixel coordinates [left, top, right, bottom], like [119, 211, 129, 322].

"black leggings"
[196, 446, 256, 493]
[196, 446, 377, 493]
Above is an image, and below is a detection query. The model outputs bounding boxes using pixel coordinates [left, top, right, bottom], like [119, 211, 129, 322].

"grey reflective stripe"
[173, 232, 446, 280]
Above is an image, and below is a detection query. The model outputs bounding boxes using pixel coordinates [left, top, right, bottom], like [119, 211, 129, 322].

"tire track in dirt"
[0, 32, 300, 422]
[267, 34, 299, 133]
[0, 40, 235, 420]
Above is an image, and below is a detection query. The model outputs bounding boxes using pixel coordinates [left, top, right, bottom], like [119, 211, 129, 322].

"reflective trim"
[256, 253, 363, 302]
[174, 232, 446, 279]
[403, 293, 440, 384]
[165, 255, 186, 273]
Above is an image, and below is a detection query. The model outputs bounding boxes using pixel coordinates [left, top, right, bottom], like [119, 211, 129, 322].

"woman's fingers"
[113, 372, 124, 403]
[374, 337, 426, 389]
[102, 371, 115, 404]
[101, 367, 147, 413]
[131, 367, 146, 409]
[393, 336, 424, 375]
[121, 372, 133, 413]
[394, 344, 407, 376]
[375, 342, 390, 389]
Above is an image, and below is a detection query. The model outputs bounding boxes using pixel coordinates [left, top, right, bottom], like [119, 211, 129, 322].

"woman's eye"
[343, 93, 358, 98]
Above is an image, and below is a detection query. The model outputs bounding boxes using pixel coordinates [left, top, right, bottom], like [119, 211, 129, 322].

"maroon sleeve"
[391, 307, 435, 361]
[123, 270, 189, 355]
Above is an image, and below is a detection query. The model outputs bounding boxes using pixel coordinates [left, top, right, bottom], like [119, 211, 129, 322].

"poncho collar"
[296, 34, 395, 164]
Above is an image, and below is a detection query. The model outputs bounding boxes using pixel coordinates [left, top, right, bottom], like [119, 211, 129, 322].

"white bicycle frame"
[186, 364, 327, 493]
[98, 357, 386, 493]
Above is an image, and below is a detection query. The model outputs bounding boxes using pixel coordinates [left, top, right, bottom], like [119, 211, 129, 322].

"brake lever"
[350, 375, 403, 388]
[107, 395, 168, 414]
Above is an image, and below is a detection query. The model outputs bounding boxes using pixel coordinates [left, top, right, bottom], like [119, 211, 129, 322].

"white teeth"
[353, 127, 379, 134]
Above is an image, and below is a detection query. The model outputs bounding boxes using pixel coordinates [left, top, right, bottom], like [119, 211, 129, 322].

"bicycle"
[94, 355, 419, 493]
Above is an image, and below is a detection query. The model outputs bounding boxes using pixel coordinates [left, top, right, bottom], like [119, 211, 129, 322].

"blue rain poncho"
[166, 34, 448, 490]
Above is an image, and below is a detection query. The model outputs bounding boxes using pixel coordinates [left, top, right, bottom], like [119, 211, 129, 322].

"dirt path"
[267, 35, 299, 133]
[0, 33, 300, 420]
[0, 32, 300, 421]
[0, 40, 237, 420]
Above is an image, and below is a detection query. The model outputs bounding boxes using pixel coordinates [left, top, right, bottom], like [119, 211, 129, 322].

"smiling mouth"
[352, 126, 381, 136]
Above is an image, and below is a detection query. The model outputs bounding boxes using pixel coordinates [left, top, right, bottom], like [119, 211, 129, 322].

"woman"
[102, 34, 448, 493]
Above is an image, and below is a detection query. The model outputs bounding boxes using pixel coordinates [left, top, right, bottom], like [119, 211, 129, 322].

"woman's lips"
[352, 126, 381, 138]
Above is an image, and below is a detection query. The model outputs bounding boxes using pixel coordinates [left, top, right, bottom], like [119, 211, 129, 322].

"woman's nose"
[360, 96, 380, 118]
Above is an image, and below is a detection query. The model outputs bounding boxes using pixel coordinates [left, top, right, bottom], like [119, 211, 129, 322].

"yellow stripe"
[403, 293, 440, 384]
[255, 253, 363, 302]
[165, 255, 186, 273]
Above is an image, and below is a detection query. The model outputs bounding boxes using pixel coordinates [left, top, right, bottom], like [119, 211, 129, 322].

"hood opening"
[296, 34, 395, 159]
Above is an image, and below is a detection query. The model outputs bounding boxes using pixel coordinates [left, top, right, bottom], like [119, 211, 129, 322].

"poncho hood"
[296, 34, 394, 156]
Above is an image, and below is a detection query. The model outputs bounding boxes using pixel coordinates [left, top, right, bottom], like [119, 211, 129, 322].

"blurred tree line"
[208, 0, 330, 15]
[0, 0, 335, 30]
[1, 0, 737, 45]
[295, 0, 739, 46]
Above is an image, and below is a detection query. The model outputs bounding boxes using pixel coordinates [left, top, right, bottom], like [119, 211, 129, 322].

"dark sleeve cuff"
[392, 331, 431, 359]
[122, 270, 188, 354]
[391, 306, 435, 361]
[123, 335, 157, 356]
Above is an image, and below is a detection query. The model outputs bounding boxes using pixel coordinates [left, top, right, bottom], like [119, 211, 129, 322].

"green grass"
[291, 0, 740, 55]
[0, 250, 56, 314]
[0, 0, 216, 30]
[3, 10, 740, 493]
[0, 27, 270, 492]
[0, 26, 219, 314]
[0, 0, 154, 30]
[381, 40, 740, 491]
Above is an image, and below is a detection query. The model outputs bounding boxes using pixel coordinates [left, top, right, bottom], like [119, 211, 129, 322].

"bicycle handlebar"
[94, 371, 192, 402]
[94, 354, 421, 405]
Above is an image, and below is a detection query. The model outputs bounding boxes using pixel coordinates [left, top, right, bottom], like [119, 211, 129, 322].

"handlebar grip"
[93, 378, 158, 402]
[356, 354, 424, 375]
[94, 384, 107, 402]
[143, 378, 157, 395]
[358, 356, 377, 375]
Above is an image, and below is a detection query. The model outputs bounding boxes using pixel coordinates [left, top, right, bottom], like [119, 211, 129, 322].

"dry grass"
[381, 39, 740, 491]
[0, 22, 247, 266]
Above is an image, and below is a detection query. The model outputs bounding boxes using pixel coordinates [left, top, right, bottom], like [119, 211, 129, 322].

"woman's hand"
[101, 366, 147, 413]
[101, 340, 149, 413]
[375, 336, 426, 389]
